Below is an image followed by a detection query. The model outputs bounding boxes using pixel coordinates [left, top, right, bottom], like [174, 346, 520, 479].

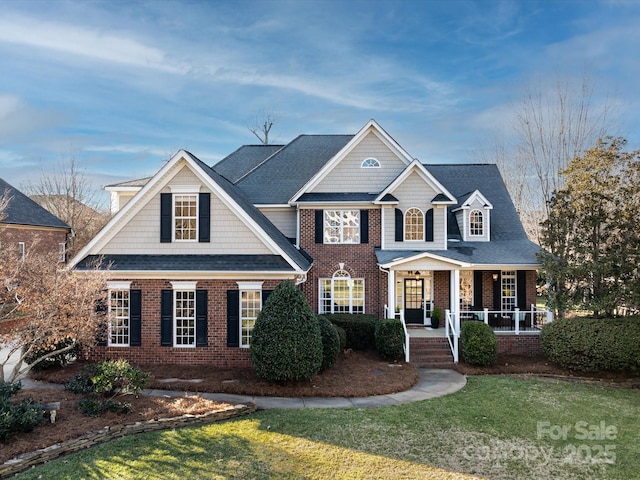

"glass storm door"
[404, 278, 424, 324]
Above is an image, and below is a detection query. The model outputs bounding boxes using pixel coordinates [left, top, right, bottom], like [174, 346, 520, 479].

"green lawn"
[15, 377, 639, 480]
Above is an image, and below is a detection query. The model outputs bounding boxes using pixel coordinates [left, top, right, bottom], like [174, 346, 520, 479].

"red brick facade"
[88, 278, 282, 367]
[0, 225, 68, 258]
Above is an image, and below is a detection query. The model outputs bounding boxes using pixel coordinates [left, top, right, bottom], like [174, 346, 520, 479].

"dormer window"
[469, 210, 484, 236]
[174, 194, 198, 241]
[361, 157, 380, 168]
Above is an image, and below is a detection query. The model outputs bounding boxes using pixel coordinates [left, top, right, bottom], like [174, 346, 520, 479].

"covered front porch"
[378, 251, 552, 363]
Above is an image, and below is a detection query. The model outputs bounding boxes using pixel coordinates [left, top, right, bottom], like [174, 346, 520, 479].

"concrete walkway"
[20, 369, 466, 410]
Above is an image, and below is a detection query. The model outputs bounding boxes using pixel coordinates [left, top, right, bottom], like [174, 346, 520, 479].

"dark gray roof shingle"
[0, 178, 70, 230]
[213, 145, 284, 183]
[232, 135, 353, 204]
[76, 254, 297, 271]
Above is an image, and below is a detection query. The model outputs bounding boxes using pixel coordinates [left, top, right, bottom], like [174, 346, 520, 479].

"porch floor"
[406, 326, 446, 338]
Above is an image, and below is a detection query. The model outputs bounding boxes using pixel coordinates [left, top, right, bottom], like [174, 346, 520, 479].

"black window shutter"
[262, 289, 273, 306]
[425, 208, 434, 242]
[96, 298, 108, 346]
[227, 290, 240, 347]
[360, 210, 369, 244]
[129, 289, 142, 346]
[395, 208, 403, 242]
[198, 192, 210, 243]
[492, 272, 501, 311]
[314, 210, 324, 243]
[160, 193, 172, 243]
[196, 290, 208, 346]
[473, 271, 483, 309]
[160, 289, 173, 346]
[517, 271, 527, 310]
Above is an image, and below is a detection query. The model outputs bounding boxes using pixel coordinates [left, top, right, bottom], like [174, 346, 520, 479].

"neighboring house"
[70, 120, 545, 367]
[0, 178, 71, 261]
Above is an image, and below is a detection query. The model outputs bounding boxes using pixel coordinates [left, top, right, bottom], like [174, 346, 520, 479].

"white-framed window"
[469, 210, 484, 236]
[404, 208, 424, 241]
[501, 271, 517, 312]
[172, 281, 197, 347]
[58, 242, 66, 263]
[324, 210, 360, 244]
[460, 271, 473, 311]
[18, 242, 25, 260]
[361, 157, 381, 168]
[109, 292, 130, 346]
[173, 194, 198, 241]
[319, 270, 364, 314]
[240, 290, 261, 348]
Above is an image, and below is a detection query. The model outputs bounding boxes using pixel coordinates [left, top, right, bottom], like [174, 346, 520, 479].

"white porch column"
[450, 269, 460, 333]
[387, 269, 396, 316]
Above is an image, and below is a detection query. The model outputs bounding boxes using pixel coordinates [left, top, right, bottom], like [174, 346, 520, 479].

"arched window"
[319, 270, 365, 314]
[404, 208, 424, 241]
[361, 157, 381, 168]
[469, 210, 484, 236]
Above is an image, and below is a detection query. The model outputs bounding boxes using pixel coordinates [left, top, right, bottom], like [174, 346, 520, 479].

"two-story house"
[70, 120, 543, 367]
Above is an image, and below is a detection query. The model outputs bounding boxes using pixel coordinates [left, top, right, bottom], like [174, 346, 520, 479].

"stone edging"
[0, 402, 257, 479]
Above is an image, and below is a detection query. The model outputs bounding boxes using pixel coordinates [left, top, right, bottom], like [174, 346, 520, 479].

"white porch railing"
[444, 309, 459, 363]
[458, 305, 554, 334]
[385, 305, 409, 363]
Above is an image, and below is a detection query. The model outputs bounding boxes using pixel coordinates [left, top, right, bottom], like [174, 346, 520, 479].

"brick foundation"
[496, 334, 543, 356]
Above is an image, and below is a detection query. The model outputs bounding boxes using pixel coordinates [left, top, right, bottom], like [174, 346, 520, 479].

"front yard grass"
[15, 376, 639, 480]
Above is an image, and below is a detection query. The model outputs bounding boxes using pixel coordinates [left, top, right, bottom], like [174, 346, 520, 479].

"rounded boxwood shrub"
[460, 321, 498, 366]
[250, 281, 323, 382]
[334, 325, 347, 350]
[375, 318, 405, 360]
[323, 314, 377, 350]
[317, 315, 341, 370]
[540, 317, 640, 373]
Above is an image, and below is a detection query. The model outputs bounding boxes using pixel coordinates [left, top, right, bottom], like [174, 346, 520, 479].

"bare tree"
[248, 111, 279, 145]
[24, 155, 110, 257]
[0, 246, 108, 383]
[480, 71, 617, 243]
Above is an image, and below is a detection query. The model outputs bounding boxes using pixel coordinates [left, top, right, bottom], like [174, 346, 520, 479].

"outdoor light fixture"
[492, 273, 499, 281]
[414, 271, 420, 279]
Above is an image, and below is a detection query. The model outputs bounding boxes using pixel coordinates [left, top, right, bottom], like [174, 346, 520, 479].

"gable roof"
[69, 151, 311, 273]
[0, 178, 70, 230]
[231, 135, 353, 205]
[289, 119, 415, 203]
[374, 159, 456, 205]
[453, 189, 493, 211]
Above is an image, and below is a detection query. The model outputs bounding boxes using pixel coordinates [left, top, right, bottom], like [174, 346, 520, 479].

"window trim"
[172, 193, 199, 242]
[58, 242, 66, 263]
[237, 281, 263, 349]
[171, 281, 197, 348]
[323, 210, 361, 244]
[361, 157, 381, 168]
[501, 270, 517, 312]
[404, 207, 424, 241]
[319, 270, 365, 314]
[469, 209, 484, 237]
[18, 242, 25, 260]
[107, 281, 132, 347]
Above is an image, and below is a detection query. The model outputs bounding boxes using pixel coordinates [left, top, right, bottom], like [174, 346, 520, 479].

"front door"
[404, 278, 424, 324]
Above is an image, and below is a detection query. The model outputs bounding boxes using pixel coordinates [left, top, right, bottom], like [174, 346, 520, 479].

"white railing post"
[515, 308, 520, 334]
[445, 308, 459, 363]
[483, 308, 489, 325]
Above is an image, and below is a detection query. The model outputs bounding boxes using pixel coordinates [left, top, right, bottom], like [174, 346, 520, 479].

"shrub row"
[322, 314, 378, 350]
[540, 316, 640, 373]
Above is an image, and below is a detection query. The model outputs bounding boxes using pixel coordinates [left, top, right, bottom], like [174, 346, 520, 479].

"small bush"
[540, 316, 640, 373]
[375, 319, 405, 360]
[25, 338, 81, 371]
[250, 281, 323, 382]
[64, 373, 95, 394]
[460, 321, 498, 366]
[0, 381, 44, 441]
[323, 314, 378, 350]
[334, 326, 347, 350]
[90, 359, 150, 397]
[317, 315, 341, 370]
[78, 398, 132, 416]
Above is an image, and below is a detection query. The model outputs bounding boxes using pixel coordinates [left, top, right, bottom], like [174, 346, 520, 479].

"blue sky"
[1, 0, 639, 207]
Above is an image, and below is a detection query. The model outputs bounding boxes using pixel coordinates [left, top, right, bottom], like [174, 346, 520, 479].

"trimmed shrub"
[25, 338, 81, 371]
[375, 318, 405, 360]
[460, 321, 498, 366]
[334, 326, 347, 351]
[323, 314, 378, 350]
[89, 359, 150, 397]
[79, 398, 131, 416]
[317, 315, 341, 370]
[0, 381, 44, 441]
[250, 281, 323, 382]
[540, 316, 640, 373]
